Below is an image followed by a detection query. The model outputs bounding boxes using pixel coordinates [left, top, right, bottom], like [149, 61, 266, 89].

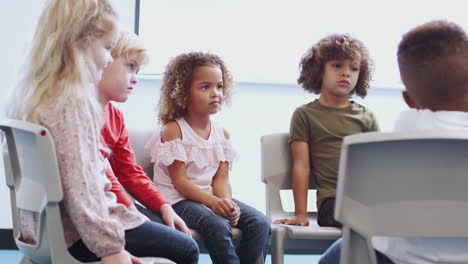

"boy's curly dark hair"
[297, 34, 373, 98]
[398, 20, 468, 109]
[158, 51, 233, 124]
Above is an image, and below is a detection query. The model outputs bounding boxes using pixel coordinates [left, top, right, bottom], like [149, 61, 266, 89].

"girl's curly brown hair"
[297, 34, 374, 98]
[158, 51, 234, 124]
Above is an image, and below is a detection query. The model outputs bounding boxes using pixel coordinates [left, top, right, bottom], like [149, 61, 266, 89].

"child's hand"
[273, 215, 309, 226]
[209, 197, 237, 217]
[102, 250, 142, 264]
[226, 202, 241, 226]
[160, 204, 192, 237]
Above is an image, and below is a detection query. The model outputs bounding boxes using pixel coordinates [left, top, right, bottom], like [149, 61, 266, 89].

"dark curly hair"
[398, 20, 468, 109]
[158, 51, 234, 124]
[297, 34, 374, 98]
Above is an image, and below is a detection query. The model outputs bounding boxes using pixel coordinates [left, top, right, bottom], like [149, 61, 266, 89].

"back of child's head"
[298, 33, 373, 98]
[397, 20, 468, 110]
[158, 51, 233, 124]
[111, 31, 149, 68]
[7, 0, 118, 123]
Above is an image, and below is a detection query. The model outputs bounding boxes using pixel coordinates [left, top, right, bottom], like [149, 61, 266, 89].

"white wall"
[0, 0, 136, 229]
[117, 78, 406, 214]
[0, 0, 47, 229]
[0, 0, 407, 229]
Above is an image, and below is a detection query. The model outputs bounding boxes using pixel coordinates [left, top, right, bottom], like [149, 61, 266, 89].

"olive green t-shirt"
[289, 99, 379, 210]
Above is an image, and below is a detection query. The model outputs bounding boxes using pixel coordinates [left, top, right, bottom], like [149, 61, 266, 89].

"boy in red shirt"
[97, 31, 197, 256]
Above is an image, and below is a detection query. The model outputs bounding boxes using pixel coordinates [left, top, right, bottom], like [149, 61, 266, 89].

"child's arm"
[105, 166, 134, 207]
[43, 102, 127, 257]
[212, 128, 233, 199]
[162, 122, 234, 218]
[273, 140, 310, 226]
[211, 129, 240, 226]
[212, 162, 233, 199]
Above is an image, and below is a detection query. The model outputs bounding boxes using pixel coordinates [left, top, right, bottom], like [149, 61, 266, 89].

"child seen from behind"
[319, 20, 468, 264]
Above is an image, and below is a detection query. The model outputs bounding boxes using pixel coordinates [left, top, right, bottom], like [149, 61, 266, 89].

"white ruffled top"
[145, 118, 239, 205]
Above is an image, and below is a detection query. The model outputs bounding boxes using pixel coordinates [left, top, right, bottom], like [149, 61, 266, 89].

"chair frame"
[1, 119, 173, 264]
[129, 128, 265, 264]
[261, 132, 341, 264]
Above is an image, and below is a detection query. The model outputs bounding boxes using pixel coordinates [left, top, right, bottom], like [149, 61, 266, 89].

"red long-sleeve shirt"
[102, 103, 168, 212]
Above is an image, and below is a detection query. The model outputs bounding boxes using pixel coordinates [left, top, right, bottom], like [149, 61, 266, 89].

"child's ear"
[402, 91, 419, 109]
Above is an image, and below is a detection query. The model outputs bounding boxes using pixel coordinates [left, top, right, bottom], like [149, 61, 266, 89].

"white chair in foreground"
[129, 128, 263, 264]
[335, 131, 468, 264]
[0, 119, 174, 264]
[260, 133, 341, 264]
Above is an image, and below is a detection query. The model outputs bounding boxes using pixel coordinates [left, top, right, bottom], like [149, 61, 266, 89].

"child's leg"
[318, 238, 341, 264]
[68, 221, 199, 264]
[317, 197, 342, 227]
[125, 221, 199, 264]
[318, 238, 395, 264]
[68, 241, 99, 262]
[135, 203, 164, 223]
[233, 199, 271, 264]
[173, 199, 239, 264]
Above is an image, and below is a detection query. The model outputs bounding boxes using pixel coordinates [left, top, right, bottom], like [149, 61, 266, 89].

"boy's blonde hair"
[111, 31, 149, 68]
[298, 34, 373, 98]
[398, 20, 468, 109]
[158, 51, 233, 124]
[7, 0, 118, 124]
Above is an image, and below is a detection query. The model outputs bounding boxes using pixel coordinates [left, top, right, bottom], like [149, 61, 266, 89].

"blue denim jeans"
[173, 198, 271, 264]
[135, 203, 165, 224]
[318, 238, 395, 264]
[68, 220, 199, 264]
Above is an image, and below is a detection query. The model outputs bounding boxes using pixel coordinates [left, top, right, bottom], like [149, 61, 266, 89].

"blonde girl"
[146, 51, 271, 264]
[6, 1, 198, 263]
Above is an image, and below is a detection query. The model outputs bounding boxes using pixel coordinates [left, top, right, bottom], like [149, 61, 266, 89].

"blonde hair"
[158, 52, 234, 124]
[111, 31, 149, 68]
[7, 0, 118, 124]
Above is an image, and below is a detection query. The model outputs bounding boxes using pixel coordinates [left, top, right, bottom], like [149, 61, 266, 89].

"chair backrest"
[0, 119, 77, 264]
[335, 131, 468, 264]
[1, 120, 175, 264]
[260, 133, 316, 220]
[127, 129, 156, 180]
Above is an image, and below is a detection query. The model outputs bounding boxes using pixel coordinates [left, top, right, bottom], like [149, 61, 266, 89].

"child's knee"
[244, 212, 271, 237]
[203, 217, 232, 238]
[255, 214, 272, 236]
[184, 239, 200, 262]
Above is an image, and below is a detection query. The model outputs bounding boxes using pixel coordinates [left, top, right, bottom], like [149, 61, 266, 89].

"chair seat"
[139, 258, 176, 264]
[274, 224, 341, 238]
[85, 257, 175, 264]
[271, 212, 341, 239]
[261, 133, 342, 263]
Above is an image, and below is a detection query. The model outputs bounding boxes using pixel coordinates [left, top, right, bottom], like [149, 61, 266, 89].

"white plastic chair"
[0, 119, 174, 264]
[260, 133, 341, 264]
[335, 131, 468, 264]
[129, 128, 264, 264]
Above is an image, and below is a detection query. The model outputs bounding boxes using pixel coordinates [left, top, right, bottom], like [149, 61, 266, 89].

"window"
[139, 0, 468, 88]
[133, 1, 468, 212]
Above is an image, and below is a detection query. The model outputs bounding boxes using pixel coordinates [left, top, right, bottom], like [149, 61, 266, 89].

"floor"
[0, 250, 321, 263]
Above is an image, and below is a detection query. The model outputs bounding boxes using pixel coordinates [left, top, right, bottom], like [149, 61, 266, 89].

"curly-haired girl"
[274, 34, 379, 228]
[146, 51, 270, 263]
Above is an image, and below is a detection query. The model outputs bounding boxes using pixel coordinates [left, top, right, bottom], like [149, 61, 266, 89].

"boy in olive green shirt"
[274, 34, 379, 227]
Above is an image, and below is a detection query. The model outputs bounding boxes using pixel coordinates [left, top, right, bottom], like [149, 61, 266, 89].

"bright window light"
[139, 0, 468, 88]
